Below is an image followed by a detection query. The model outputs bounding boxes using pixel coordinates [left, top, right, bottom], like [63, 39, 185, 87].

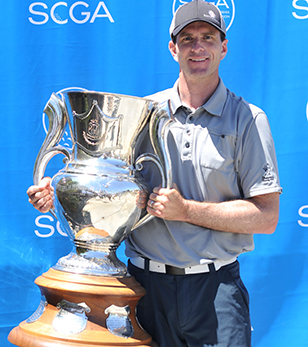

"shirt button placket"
[183, 114, 193, 157]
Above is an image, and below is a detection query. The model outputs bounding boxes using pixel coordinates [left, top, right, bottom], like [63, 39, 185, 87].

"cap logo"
[208, 10, 216, 19]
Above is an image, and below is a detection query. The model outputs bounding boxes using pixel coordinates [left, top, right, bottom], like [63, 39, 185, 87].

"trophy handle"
[148, 102, 173, 190]
[132, 102, 174, 230]
[33, 93, 69, 185]
[132, 153, 166, 230]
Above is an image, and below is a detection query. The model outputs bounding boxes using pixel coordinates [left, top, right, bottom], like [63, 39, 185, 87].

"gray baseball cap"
[170, 0, 226, 39]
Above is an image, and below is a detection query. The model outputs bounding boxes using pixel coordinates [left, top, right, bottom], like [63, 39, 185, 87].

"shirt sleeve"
[236, 104, 282, 198]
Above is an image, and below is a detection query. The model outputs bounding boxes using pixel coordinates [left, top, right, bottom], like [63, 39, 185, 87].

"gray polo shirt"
[125, 79, 282, 267]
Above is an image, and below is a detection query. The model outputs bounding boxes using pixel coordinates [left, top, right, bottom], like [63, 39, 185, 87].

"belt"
[130, 256, 237, 275]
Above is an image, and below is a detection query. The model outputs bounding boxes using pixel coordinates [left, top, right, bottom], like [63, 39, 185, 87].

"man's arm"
[147, 185, 280, 235]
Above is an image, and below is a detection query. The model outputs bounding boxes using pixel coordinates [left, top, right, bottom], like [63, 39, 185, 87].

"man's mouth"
[190, 58, 207, 62]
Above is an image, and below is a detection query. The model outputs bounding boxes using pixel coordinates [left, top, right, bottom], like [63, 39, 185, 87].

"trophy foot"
[8, 268, 157, 346]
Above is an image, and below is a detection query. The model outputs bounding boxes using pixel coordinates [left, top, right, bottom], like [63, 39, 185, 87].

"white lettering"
[216, 0, 230, 9]
[51, 2, 68, 24]
[29, 2, 49, 25]
[56, 220, 68, 237]
[292, 0, 308, 19]
[298, 205, 308, 227]
[70, 1, 90, 24]
[90, 1, 114, 23]
[34, 215, 68, 237]
[28, 1, 115, 25]
[34, 215, 55, 237]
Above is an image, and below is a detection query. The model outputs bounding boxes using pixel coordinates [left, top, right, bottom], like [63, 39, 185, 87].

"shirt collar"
[169, 80, 183, 115]
[170, 78, 227, 117]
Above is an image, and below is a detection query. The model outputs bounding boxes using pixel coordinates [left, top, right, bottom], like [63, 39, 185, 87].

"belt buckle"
[165, 265, 185, 275]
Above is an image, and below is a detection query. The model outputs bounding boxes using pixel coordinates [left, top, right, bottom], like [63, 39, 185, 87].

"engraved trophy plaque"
[8, 90, 173, 347]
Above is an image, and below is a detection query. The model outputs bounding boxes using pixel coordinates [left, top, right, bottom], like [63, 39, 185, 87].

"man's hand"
[136, 189, 149, 209]
[27, 177, 54, 213]
[147, 184, 187, 221]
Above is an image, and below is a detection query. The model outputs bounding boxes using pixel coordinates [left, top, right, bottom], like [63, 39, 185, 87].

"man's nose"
[191, 39, 205, 52]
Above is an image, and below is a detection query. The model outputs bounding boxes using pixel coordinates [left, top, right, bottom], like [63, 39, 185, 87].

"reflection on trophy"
[9, 90, 173, 346]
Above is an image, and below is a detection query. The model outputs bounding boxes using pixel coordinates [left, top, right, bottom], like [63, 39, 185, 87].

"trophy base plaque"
[8, 268, 157, 347]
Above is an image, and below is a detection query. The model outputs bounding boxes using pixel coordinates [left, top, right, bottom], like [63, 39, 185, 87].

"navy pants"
[128, 260, 251, 347]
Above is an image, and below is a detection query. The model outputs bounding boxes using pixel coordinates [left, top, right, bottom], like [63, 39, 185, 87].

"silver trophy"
[34, 90, 172, 277]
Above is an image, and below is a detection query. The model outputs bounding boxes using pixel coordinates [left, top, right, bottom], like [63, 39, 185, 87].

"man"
[28, 1, 282, 346]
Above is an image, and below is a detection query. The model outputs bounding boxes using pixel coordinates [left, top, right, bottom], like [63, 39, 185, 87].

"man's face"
[169, 21, 228, 82]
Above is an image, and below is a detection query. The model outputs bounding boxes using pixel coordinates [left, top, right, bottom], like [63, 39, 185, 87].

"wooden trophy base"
[8, 268, 157, 347]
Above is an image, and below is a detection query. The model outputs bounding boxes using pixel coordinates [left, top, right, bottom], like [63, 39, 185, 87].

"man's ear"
[169, 40, 178, 62]
[220, 39, 228, 61]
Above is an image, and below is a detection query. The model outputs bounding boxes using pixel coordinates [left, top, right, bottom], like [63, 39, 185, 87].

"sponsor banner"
[1, 1, 308, 346]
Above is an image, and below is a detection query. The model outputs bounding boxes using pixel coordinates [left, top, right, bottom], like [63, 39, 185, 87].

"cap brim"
[172, 18, 226, 38]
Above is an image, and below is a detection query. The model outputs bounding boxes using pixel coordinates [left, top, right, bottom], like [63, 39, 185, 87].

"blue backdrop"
[1, 1, 308, 346]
